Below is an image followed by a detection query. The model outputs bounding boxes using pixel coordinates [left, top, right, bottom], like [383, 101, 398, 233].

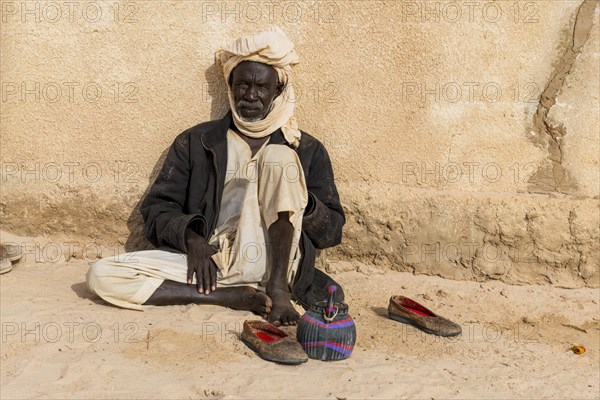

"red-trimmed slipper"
[0, 243, 22, 275]
[241, 320, 308, 365]
[388, 295, 462, 337]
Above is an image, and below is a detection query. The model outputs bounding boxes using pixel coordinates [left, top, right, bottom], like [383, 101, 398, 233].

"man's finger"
[202, 263, 211, 295]
[211, 264, 217, 292]
[186, 263, 194, 284]
[195, 265, 203, 293]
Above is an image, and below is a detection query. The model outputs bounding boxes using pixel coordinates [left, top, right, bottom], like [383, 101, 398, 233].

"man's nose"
[244, 85, 259, 101]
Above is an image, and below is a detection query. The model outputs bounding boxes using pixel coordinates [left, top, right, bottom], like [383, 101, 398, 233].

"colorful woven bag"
[296, 285, 357, 361]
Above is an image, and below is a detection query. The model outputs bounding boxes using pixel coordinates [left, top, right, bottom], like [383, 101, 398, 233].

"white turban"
[216, 26, 301, 147]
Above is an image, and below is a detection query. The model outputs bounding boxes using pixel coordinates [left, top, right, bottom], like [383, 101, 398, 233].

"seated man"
[86, 26, 345, 326]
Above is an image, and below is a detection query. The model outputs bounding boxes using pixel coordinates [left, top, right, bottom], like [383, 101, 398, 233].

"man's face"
[230, 61, 282, 122]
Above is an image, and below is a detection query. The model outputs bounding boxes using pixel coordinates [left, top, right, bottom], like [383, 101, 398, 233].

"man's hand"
[185, 228, 218, 295]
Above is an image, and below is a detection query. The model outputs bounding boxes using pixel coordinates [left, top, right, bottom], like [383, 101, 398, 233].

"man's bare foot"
[143, 281, 272, 316]
[226, 287, 273, 317]
[267, 287, 300, 326]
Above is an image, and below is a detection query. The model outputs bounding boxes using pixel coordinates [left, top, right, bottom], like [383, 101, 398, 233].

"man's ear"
[275, 82, 284, 97]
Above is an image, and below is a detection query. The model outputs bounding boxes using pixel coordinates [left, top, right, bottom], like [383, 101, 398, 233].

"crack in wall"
[528, 0, 598, 194]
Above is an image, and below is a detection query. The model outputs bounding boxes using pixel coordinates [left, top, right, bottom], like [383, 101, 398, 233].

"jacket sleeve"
[301, 142, 345, 249]
[140, 132, 207, 253]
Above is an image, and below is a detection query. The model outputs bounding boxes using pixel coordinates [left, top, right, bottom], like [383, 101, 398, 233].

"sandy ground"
[1, 252, 599, 399]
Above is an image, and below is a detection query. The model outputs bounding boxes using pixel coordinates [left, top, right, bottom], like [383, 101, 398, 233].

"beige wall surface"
[1, 0, 598, 286]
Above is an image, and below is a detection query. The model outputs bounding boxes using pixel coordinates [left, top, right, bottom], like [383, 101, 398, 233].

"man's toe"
[264, 295, 273, 309]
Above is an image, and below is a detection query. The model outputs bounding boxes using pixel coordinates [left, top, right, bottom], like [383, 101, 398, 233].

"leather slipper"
[241, 320, 308, 365]
[388, 295, 462, 337]
[0, 258, 12, 275]
[1, 243, 22, 263]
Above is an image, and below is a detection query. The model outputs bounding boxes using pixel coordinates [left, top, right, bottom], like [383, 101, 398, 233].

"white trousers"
[86, 144, 308, 310]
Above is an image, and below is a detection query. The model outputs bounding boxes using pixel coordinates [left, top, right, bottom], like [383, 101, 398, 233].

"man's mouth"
[236, 100, 268, 121]
[237, 100, 263, 112]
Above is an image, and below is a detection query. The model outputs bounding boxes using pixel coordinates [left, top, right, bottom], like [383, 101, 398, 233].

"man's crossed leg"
[87, 144, 307, 326]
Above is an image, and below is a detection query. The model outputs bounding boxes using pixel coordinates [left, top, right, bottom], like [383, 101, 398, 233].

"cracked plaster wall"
[1, 0, 598, 287]
[545, 1, 600, 198]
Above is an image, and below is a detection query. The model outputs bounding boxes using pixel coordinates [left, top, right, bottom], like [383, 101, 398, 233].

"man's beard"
[236, 99, 268, 122]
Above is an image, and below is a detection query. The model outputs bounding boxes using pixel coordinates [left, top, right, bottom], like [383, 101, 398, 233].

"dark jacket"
[140, 111, 345, 305]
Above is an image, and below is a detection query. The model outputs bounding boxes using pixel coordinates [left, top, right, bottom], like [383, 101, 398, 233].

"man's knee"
[86, 259, 110, 295]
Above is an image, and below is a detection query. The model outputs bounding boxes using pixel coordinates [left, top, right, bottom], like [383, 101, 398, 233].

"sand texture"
[1, 253, 598, 399]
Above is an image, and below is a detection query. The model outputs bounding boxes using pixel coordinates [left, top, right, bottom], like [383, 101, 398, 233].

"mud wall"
[1, 0, 598, 287]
